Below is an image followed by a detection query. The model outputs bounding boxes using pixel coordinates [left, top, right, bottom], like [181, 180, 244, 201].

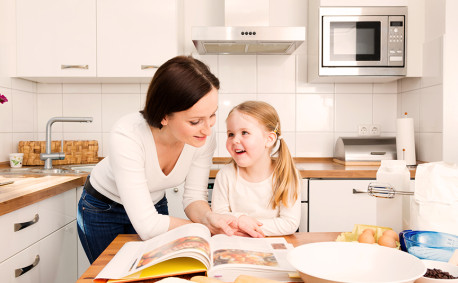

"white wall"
[0, 0, 400, 161]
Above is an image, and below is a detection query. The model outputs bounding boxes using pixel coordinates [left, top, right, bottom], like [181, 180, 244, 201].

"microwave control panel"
[388, 15, 405, 66]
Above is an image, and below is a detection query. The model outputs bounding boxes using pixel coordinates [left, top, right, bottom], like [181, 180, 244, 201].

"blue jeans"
[77, 182, 169, 263]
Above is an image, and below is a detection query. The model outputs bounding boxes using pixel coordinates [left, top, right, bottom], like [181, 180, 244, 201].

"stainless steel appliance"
[334, 137, 397, 162]
[319, 7, 407, 76]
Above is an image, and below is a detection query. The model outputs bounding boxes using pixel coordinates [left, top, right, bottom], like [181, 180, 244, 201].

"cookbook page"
[209, 235, 295, 272]
[96, 223, 212, 280]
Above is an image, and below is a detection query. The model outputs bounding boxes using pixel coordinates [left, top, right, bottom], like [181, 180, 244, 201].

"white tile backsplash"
[335, 93, 372, 132]
[373, 93, 397, 133]
[101, 93, 141, 132]
[37, 83, 62, 94]
[373, 81, 398, 94]
[11, 78, 36, 93]
[257, 55, 296, 93]
[296, 93, 334, 132]
[62, 93, 102, 132]
[101, 83, 141, 94]
[296, 132, 334, 157]
[218, 55, 257, 94]
[335, 83, 372, 94]
[0, 87, 12, 132]
[12, 90, 35, 132]
[63, 83, 101, 94]
[37, 93, 63, 133]
[419, 84, 443, 133]
[0, 133, 13, 161]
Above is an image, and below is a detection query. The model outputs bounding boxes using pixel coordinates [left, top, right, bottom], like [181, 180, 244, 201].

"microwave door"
[322, 16, 388, 67]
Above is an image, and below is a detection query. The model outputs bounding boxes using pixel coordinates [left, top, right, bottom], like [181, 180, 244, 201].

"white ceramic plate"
[287, 241, 426, 283]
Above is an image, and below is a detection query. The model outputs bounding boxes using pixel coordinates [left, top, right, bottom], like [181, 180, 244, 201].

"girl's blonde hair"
[227, 101, 300, 209]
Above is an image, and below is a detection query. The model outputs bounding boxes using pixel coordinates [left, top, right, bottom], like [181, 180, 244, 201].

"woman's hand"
[235, 215, 265, 238]
[203, 211, 239, 236]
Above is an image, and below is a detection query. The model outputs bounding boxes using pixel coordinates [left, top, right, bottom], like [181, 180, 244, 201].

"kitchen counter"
[0, 174, 86, 216]
[76, 231, 341, 283]
[0, 158, 417, 216]
[211, 157, 418, 179]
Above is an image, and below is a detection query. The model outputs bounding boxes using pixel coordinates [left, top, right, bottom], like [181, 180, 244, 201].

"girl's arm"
[258, 194, 302, 236]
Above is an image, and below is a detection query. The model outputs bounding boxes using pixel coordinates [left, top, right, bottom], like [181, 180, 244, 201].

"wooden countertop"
[0, 158, 417, 216]
[0, 174, 86, 216]
[77, 232, 341, 283]
[210, 157, 417, 179]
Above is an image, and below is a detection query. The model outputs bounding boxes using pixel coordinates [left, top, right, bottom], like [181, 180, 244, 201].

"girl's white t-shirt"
[89, 112, 216, 240]
[211, 163, 301, 236]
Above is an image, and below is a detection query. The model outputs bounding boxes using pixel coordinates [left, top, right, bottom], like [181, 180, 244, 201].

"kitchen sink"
[0, 164, 96, 175]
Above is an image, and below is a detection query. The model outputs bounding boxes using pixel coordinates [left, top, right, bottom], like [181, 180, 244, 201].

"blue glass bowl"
[400, 230, 458, 262]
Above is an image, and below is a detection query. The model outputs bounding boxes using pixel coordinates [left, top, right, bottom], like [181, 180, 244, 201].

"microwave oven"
[319, 7, 407, 77]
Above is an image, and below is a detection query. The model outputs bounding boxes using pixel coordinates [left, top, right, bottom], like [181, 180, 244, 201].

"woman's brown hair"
[227, 101, 300, 209]
[141, 55, 219, 129]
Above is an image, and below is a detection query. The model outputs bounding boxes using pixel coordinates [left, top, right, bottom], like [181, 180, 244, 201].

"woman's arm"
[185, 200, 237, 235]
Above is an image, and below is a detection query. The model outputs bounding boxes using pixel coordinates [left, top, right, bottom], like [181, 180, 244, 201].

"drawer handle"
[14, 214, 39, 232]
[61, 64, 89, 69]
[15, 255, 40, 278]
[352, 189, 367, 194]
[141, 65, 159, 70]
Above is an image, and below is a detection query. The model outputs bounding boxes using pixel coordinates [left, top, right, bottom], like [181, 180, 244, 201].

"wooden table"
[77, 232, 341, 283]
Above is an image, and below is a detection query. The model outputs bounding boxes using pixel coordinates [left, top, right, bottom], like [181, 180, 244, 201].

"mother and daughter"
[77, 55, 301, 263]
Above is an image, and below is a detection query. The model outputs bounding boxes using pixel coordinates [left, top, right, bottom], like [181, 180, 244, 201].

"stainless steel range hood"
[191, 0, 305, 55]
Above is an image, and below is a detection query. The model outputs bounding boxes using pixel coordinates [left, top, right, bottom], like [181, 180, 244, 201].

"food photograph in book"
[136, 236, 210, 268]
[212, 242, 287, 267]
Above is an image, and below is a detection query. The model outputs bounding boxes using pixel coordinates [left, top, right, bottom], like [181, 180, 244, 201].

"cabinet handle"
[61, 64, 89, 69]
[141, 65, 159, 70]
[14, 214, 39, 232]
[352, 189, 366, 194]
[15, 255, 40, 278]
[173, 187, 179, 193]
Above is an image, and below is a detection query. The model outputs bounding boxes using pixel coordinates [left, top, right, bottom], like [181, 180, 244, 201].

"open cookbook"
[94, 223, 300, 283]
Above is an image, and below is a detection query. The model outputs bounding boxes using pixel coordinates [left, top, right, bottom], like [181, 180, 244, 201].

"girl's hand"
[203, 211, 238, 236]
[236, 215, 265, 238]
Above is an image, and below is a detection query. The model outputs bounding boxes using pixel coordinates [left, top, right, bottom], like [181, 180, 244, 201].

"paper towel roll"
[396, 118, 416, 165]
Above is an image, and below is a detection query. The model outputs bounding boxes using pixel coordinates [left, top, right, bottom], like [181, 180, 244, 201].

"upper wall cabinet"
[16, 0, 182, 82]
[16, 0, 97, 78]
[96, 0, 182, 78]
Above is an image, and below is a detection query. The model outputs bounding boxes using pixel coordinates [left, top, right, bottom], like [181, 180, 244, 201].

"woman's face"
[161, 87, 218, 147]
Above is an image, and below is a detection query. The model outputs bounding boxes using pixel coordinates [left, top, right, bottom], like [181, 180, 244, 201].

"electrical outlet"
[370, 124, 381, 136]
[358, 124, 370, 136]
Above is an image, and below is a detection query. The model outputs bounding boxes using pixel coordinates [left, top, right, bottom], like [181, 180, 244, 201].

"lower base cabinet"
[76, 186, 91, 278]
[0, 221, 77, 283]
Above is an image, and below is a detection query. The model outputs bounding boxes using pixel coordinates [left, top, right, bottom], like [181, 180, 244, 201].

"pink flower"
[0, 94, 8, 104]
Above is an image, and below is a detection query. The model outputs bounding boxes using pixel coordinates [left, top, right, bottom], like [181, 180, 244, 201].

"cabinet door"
[97, 0, 180, 77]
[16, 0, 96, 77]
[309, 179, 376, 232]
[0, 221, 77, 283]
[0, 189, 76, 263]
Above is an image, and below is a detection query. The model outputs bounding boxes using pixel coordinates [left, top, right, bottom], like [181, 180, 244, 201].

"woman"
[77, 56, 241, 263]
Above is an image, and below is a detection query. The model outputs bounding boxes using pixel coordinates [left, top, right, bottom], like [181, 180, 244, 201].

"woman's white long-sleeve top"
[89, 112, 216, 240]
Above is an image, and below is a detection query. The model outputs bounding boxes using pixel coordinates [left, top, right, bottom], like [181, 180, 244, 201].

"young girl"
[211, 101, 301, 237]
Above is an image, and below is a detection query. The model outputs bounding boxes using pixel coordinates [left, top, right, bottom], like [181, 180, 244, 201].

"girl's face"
[161, 87, 218, 147]
[226, 110, 275, 168]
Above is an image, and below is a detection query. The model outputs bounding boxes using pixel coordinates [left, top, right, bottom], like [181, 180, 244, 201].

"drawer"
[0, 189, 76, 262]
[0, 221, 78, 283]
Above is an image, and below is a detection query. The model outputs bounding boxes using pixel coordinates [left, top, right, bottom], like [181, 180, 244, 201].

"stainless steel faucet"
[40, 117, 93, 169]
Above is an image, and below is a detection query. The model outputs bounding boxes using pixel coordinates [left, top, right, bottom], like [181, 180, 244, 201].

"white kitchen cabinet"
[0, 221, 77, 283]
[0, 188, 78, 283]
[16, 0, 97, 78]
[97, 0, 182, 78]
[298, 179, 308, 232]
[308, 179, 377, 232]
